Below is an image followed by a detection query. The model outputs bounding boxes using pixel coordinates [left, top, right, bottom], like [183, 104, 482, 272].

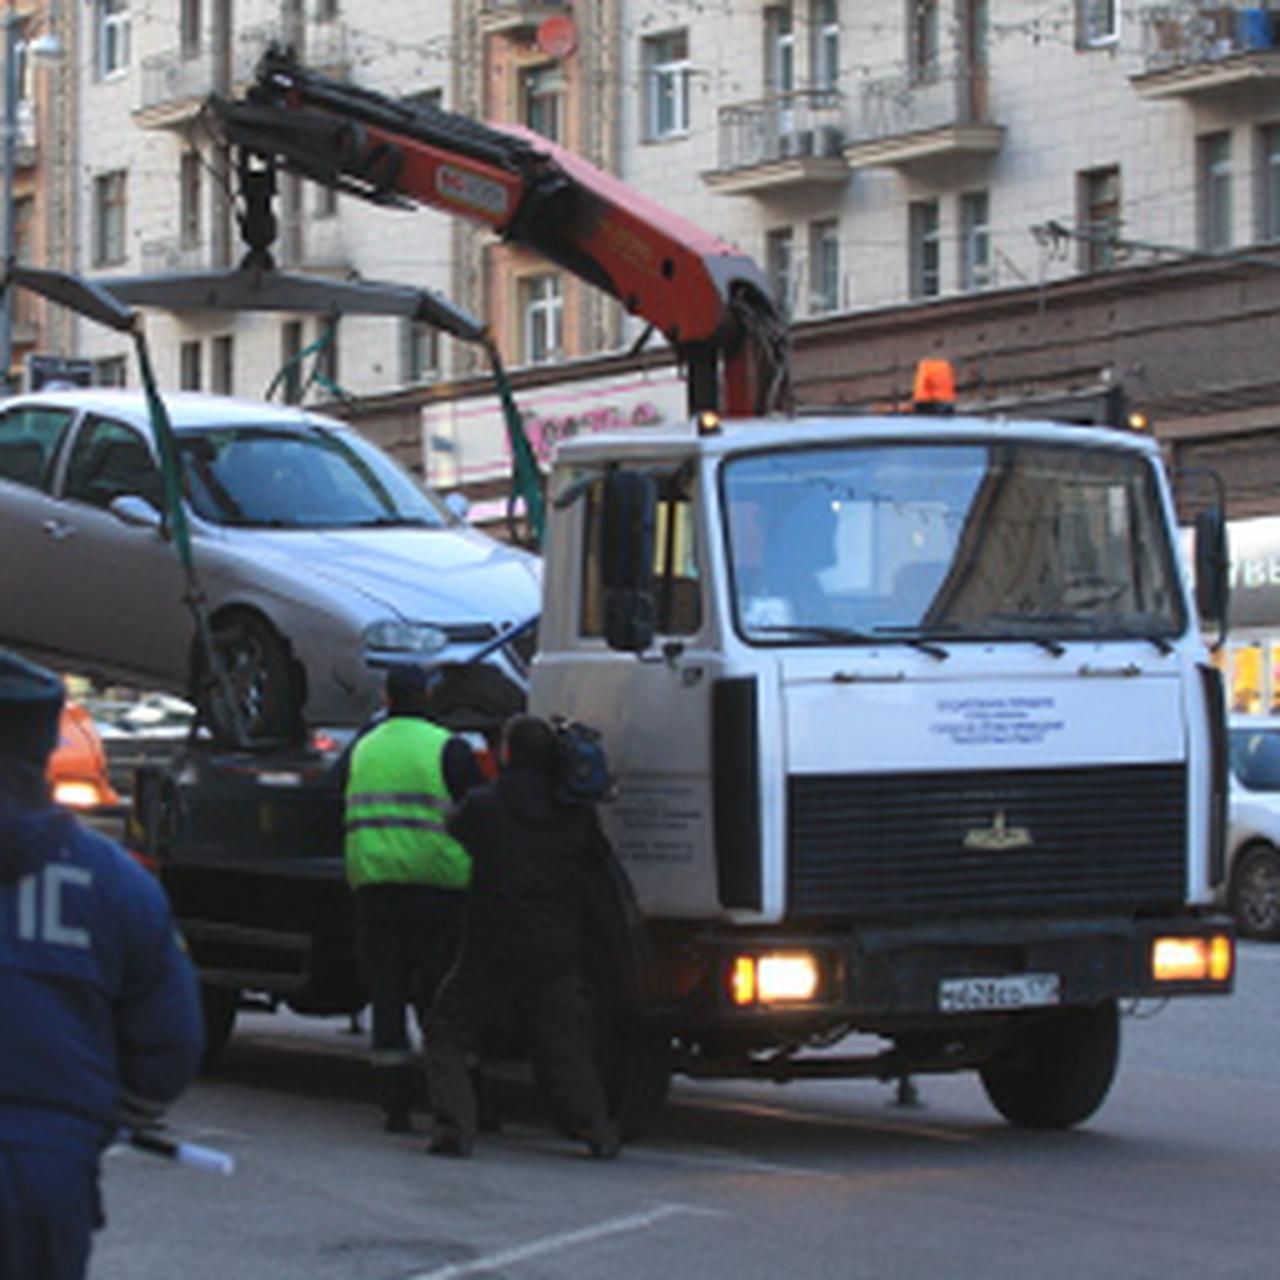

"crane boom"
[211, 47, 790, 417]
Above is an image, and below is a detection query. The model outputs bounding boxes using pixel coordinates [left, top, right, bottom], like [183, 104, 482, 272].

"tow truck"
[43, 48, 1235, 1134]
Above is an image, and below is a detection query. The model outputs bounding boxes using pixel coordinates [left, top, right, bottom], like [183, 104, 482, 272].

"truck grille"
[788, 764, 1186, 920]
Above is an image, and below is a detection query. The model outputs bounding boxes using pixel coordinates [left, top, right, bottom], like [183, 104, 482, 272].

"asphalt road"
[90, 943, 1280, 1280]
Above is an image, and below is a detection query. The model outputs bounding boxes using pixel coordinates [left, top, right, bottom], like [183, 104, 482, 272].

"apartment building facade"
[56, 0, 1280, 704]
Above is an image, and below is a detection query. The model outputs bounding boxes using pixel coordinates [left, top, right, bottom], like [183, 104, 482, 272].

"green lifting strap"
[264, 319, 352, 404]
[484, 338, 545, 548]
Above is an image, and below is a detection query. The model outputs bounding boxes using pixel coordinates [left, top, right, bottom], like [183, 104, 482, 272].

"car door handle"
[42, 518, 74, 541]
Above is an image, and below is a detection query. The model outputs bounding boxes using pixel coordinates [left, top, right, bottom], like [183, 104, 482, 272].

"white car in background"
[1224, 715, 1280, 940]
[0, 390, 540, 743]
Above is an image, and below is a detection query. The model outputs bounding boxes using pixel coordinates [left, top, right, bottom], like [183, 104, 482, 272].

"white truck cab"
[531, 410, 1233, 1132]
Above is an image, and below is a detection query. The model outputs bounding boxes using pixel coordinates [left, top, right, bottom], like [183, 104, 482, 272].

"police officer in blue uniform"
[0, 650, 204, 1280]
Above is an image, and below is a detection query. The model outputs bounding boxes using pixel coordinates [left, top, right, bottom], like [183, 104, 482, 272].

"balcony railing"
[844, 64, 1003, 169]
[1132, 4, 1280, 97]
[705, 90, 849, 195]
[136, 26, 350, 125]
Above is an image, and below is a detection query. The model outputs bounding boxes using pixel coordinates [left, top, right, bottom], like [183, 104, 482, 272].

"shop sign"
[421, 366, 687, 489]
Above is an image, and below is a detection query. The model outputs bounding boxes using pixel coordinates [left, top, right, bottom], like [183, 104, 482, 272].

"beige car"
[0, 390, 540, 743]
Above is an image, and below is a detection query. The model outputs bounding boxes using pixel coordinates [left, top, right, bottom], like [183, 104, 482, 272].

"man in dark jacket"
[343, 662, 483, 1133]
[0, 650, 204, 1280]
[425, 713, 620, 1159]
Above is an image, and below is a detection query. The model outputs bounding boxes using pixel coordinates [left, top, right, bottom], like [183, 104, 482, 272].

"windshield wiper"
[347, 515, 439, 528]
[754, 623, 949, 660]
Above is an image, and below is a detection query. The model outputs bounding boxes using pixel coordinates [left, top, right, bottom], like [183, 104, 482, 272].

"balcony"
[704, 90, 849, 196]
[1131, 5, 1280, 99]
[135, 26, 350, 128]
[843, 64, 1003, 170]
[478, 2, 571, 38]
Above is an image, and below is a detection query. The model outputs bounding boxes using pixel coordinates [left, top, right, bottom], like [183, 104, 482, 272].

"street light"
[1, 1, 61, 392]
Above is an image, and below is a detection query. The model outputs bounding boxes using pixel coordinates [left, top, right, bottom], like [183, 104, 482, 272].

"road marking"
[406, 1202, 725, 1280]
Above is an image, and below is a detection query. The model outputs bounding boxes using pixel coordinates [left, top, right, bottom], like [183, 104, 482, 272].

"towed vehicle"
[0, 390, 540, 741]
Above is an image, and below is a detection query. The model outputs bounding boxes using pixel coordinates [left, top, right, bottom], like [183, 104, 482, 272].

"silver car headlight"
[362, 620, 450, 657]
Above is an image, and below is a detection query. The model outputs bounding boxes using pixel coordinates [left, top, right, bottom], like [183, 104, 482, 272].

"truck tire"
[978, 1000, 1119, 1130]
[1230, 842, 1280, 940]
[200, 984, 239, 1070]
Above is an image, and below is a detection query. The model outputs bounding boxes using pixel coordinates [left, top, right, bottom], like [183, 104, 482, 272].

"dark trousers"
[356, 884, 464, 1119]
[426, 957, 610, 1149]
[0, 1146, 98, 1280]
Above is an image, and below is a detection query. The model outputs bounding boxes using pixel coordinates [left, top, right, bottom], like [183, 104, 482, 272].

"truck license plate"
[938, 973, 1060, 1013]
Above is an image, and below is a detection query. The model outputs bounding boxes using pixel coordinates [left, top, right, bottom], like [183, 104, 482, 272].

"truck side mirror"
[601, 470, 656, 653]
[1193, 507, 1229, 644]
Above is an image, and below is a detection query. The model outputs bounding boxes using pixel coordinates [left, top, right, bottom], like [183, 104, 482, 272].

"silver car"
[0, 390, 541, 741]
[1223, 715, 1280, 940]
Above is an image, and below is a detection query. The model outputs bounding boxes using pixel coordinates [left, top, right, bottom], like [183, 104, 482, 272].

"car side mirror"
[109, 494, 163, 531]
[443, 491, 470, 522]
[601, 470, 656, 653]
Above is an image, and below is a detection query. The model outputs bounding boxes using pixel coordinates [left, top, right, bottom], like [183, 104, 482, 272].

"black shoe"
[428, 1130, 472, 1158]
[585, 1121, 621, 1160]
[383, 1111, 412, 1135]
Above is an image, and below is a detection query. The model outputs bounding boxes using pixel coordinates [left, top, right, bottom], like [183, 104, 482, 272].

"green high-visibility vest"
[343, 717, 472, 890]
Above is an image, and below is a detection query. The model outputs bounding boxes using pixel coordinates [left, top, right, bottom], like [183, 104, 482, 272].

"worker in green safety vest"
[343, 663, 483, 1134]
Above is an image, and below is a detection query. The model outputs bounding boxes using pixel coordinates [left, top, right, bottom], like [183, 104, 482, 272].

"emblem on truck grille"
[963, 810, 1033, 852]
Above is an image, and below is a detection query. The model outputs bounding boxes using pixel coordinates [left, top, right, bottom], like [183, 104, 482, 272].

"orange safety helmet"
[47, 701, 121, 811]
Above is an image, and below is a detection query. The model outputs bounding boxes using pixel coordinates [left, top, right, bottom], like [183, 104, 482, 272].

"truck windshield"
[723, 440, 1185, 645]
[177, 425, 449, 529]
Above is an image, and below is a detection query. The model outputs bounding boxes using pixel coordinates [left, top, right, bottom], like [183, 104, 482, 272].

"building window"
[766, 227, 794, 316]
[179, 150, 201, 248]
[1078, 165, 1120, 271]
[315, 0, 339, 21]
[812, 0, 840, 90]
[766, 6, 795, 94]
[179, 340, 202, 391]
[93, 171, 127, 266]
[1259, 125, 1280, 242]
[909, 0, 940, 83]
[281, 320, 303, 404]
[809, 219, 839, 313]
[94, 356, 127, 387]
[1078, 0, 1118, 48]
[520, 64, 564, 143]
[180, 0, 200, 59]
[1200, 132, 1233, 252]
[960, 190, 990, 291]
[314, 320, 339, 393]
[520, 273, 563, 365]
[97, 0, 130, 78]
[212, 335, 233, 394]
[404, 320, 439, 384]
[314, 183, 337, 219]
[909, 198, 940, 299]
[642, 30, 690, 140]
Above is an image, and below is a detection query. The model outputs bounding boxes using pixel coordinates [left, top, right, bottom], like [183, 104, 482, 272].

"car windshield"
[722, 439, 1185, 645]
[178, 424, 449, 529]
[1230, 727, 1280, 791]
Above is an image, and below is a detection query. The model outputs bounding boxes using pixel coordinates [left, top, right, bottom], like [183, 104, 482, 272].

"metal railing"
[1137, 4, 1277, 73]
[848, 64, 992, 146]
[715, 89, 845, 172]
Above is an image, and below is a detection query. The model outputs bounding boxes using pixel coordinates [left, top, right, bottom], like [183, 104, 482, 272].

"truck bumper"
[684, 913, 1235, 1032]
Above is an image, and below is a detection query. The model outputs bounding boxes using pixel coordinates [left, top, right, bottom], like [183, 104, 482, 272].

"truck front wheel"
[978, 1000, 1119, 1130]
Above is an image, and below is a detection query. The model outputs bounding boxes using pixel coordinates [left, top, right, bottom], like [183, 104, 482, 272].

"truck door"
[533, 466, 728, 919]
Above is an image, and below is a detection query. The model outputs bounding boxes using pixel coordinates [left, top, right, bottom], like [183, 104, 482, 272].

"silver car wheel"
[1231, 843, 1280, 941]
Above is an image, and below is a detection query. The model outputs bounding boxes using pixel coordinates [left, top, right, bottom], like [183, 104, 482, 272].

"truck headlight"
[362, 620, 449, 657]
[730, 951, 822, 1006]
[1151, 934, 1234, 983]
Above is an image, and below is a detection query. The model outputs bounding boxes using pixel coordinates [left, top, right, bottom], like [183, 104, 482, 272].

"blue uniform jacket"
[0, 802, 204, 1156]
